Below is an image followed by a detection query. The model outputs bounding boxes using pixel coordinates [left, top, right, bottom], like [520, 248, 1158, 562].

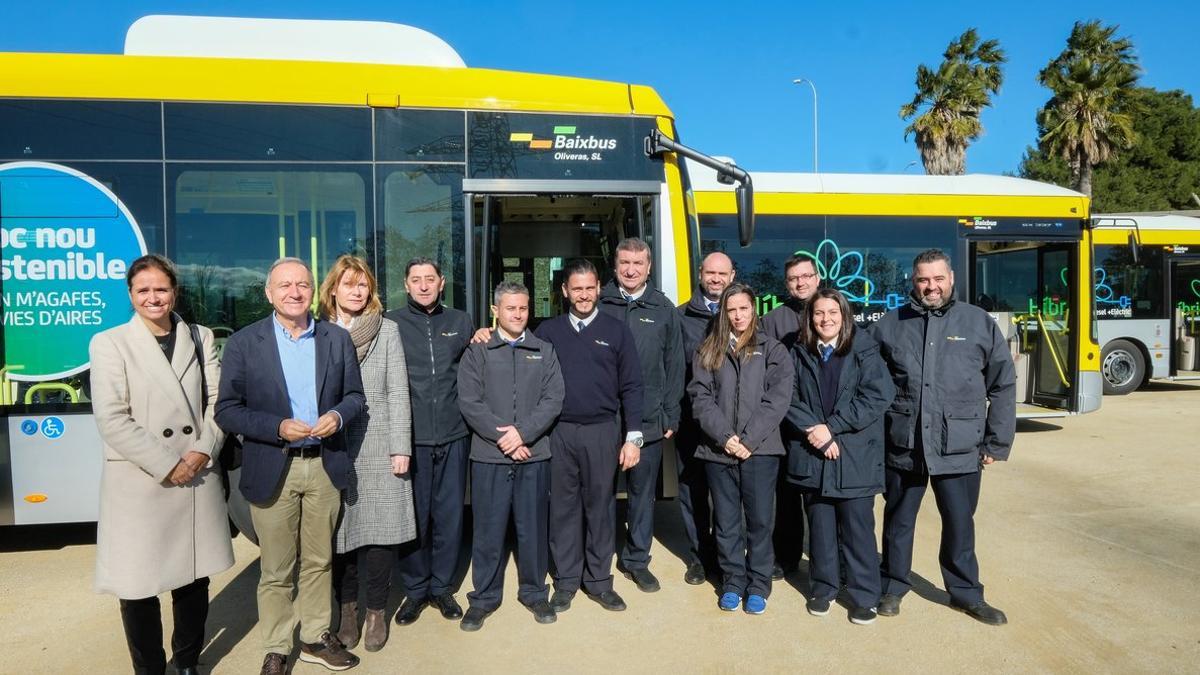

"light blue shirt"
[273, 313, 320, 447]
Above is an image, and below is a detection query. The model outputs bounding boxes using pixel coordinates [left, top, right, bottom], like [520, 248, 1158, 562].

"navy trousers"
[675, 430, 716, 567]
[467, 460, 550, 611]
[705, 455, 778, 598]
[773, 463, 806, 571]
[805, 493, 880, 609]
[880, 464, 984, 606]
[550, 420, 620, 595]
[620, 439, 663, 571]
[398, 437, 468, 600]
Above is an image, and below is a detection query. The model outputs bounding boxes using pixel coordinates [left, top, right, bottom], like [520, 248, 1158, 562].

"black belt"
[286, 446, 322, 459]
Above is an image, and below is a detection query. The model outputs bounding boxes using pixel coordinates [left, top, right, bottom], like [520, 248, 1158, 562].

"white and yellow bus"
[1091, 213, 1200, 394]
[691, 163, 1102, 418]
[0, 16, 750, 526]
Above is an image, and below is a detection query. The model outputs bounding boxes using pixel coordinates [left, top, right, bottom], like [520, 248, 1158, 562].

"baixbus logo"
[509, 125, 618, 152]
[958, 216, 998, 230]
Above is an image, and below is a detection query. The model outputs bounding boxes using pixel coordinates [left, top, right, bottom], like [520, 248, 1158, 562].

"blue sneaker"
[744, 594, 767, 615]
[718, 592, 740, 611]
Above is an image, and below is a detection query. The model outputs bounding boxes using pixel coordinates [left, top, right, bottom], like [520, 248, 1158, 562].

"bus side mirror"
[1128, 231, 1140, 264]
[736, 180, 755, 247]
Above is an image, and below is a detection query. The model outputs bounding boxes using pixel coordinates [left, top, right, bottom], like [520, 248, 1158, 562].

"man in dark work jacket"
[598, 237, 685, 594]
[537, 258, 643, 614]
[675, 251, 736, 584]
[761, 253, 822, 580]
[385, 257, 473, 626]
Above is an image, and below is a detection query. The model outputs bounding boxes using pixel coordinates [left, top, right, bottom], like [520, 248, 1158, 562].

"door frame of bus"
[1166, 254, 1200, 376]
[966, 238, 1079, 411]
[462, 179, 663, 327]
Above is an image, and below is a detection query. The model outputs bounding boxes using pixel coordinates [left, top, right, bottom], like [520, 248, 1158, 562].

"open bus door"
[1167, 256, 1200, 377]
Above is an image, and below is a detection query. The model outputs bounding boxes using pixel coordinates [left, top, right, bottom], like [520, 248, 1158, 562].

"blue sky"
[2, 1, 1196, 175]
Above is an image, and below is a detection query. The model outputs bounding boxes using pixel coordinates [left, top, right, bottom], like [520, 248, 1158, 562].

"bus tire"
[1101, 339, 1144, 396]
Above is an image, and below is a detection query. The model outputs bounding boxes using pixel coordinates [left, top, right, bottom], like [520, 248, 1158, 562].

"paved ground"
[2, 381, 1198, 674]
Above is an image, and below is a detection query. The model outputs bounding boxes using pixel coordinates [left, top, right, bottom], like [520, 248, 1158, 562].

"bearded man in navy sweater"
[537, 258, 644, 613]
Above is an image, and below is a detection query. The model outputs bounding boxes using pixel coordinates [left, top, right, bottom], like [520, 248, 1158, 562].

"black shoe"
[621, 566, 661, 593]
[877, 593, 902, 617]
[806, 596, 831, 617]
[433, 593, 464, 620]
[849, 606, 877, 625]
[770, 562, 786, 581]
[459, 607, 489, 632]
[525, 600, 557, 624]
[393, 596, 428, 626]
[684, 561, 706, 585]
[587, 589, 627, 611]
[550, 589, 576, 613]
[951, 600, 1008, 626]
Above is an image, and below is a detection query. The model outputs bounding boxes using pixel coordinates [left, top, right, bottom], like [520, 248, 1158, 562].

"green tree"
[900, 28, 1006, 175]
[1020, 88, 1200, 212]
[1034, 20, 1140, 197]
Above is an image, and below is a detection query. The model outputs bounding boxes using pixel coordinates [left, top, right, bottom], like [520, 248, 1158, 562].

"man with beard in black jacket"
[386, 257, 473, 627]
[598, 238, 685, 593]
[675, 251, 736, 585]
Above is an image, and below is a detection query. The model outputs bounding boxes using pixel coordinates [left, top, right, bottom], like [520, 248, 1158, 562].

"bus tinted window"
[1093, 244, 1164, 319]
[376, 109, 466, 162]
[0, 100, 161, 160]
[164, 104, 371, 161]
[169, 166, 371, 332]
[378, 166, 465, 312]
[698, 213, 823, 314]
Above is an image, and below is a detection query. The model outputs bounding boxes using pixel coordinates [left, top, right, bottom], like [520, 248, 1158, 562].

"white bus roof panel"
[687, 160, 1085, 198]
[125, 15, 467, 68]
[1093, 214, 1200, 231]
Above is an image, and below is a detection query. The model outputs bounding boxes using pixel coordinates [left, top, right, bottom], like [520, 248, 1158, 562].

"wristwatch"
[631, 436, 644, 448]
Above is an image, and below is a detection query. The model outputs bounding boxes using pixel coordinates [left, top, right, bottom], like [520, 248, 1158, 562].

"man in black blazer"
[216, 257, 365, 675]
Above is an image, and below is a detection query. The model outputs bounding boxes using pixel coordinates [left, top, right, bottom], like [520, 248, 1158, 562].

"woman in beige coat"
[89, 254, 234, 675]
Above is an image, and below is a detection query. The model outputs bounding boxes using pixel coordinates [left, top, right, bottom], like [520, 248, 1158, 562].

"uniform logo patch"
[638, 317, 656, 323]
[441, 331, 459, 337]
[525, 354, 543, 360]
[946, 335, 967, 341]
[594, 339, 610, 347]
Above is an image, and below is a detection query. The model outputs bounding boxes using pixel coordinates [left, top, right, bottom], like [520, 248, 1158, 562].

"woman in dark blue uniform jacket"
[786, 289, 895, 625]
[688, 283, 793, 616]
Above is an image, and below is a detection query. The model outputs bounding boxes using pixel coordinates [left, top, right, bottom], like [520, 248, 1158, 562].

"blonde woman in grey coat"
[90, 254, 233, 675]
[320, 255, 416, 652]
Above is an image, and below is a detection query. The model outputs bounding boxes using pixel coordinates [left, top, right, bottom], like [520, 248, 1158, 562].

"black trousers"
[705, 455, 778, 598]
[468, 459, 550, 611]
[881, 464, 984, 606]
[550, 420, 619, 595]
[805, 492, 881, 609]
[773, 462, 807, 571]
[118, 577, 209, 675]
[619, 439, 663, 570]
[675, 430, 716, 567]
[333, 545, 395, 611]
[398, 437, 468, 600]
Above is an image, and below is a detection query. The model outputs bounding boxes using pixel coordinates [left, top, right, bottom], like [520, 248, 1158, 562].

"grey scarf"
[346, 310, 383, 363]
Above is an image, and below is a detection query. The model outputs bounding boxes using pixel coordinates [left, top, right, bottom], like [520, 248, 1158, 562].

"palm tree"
[900, 28, 1006, 175]
[1036, 20, 1140, 197]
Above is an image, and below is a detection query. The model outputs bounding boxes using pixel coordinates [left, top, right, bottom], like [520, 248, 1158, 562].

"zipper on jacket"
[426, 316, 437, 418]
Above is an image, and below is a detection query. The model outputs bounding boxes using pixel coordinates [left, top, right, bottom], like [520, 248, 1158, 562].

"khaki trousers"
[250, 455, 341, 655]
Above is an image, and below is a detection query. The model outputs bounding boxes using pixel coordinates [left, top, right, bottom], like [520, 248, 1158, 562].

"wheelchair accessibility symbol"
[40, 417, 65, 439]
[20, 420, 38, 436]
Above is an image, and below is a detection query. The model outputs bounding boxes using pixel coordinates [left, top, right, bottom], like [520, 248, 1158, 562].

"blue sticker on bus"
[40, 416, 65, 439]
[20, 419, 38, 435]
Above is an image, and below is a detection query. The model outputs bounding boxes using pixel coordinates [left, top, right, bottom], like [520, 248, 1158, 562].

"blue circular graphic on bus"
[0, 162, 147, 381]
[40, 416, 66, 439]
[20, 419, 38, 436]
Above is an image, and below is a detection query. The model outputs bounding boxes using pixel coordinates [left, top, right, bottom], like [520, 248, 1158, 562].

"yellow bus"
[690, 163, 1101, 418]
[1091, 213, 1200, 394]
[0, 16, 749, 526]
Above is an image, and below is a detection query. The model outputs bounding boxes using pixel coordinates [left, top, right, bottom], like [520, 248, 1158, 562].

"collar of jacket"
[685, 290, 717, 316]
[600, 280, 661, 307]
[406, 296, 444, 316]
[485, 331, 540, 350]
[907, 291, 955, 317]
[784, 296, 807, 314]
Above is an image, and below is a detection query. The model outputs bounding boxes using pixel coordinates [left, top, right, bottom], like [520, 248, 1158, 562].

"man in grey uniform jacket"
[456, 281, 564, 631]
[867, 249, 1015, 626]
[599, 237, 685, 593]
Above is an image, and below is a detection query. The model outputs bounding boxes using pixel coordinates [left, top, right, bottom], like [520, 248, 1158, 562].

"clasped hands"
[806, 423, 840, 460]
[167, 450, 210, 485]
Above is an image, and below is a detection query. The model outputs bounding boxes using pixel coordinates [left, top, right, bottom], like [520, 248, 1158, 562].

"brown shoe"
[260, 653, 286, 675]
[336, 602, 360, 649]
[298, 631, 360, 671]
[362, 608, 388, 652]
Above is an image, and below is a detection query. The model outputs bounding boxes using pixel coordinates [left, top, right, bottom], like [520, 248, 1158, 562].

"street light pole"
[793, 78, 818, 173]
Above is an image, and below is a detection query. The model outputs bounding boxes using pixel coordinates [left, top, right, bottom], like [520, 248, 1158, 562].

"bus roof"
[1093, 214, 1200, 231]
[688, 160, 1085, 198]
[0, 17, 671, 117]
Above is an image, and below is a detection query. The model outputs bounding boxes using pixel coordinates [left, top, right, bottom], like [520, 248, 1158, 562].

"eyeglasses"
[787, 273, 818, 282]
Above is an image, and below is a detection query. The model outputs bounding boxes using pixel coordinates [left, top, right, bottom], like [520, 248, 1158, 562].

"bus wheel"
[1101, 340, 1144, 395]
